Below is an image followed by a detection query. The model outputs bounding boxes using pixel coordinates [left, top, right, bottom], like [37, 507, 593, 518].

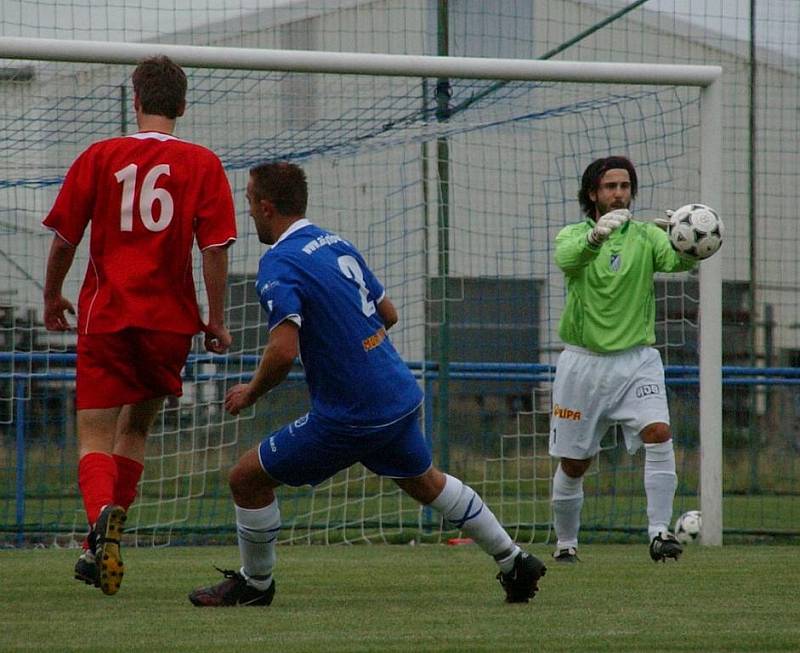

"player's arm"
[554, 223, 602, 275]
[201, 244, 233, 353]
[650, 224, 698, 273]
[224, 321, 299, 416]
[43, 234, 76, 331]
[555, 211, 630, 274]
[377, 296, 398, 330]
[195, 154, 237, 353]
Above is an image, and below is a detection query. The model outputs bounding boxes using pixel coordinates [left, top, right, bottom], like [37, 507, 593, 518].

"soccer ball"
[667, 203, 724, 260]
[674, 509, 702, 544]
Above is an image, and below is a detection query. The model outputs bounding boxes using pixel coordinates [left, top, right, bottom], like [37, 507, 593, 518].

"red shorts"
[76, 328, 193, 410]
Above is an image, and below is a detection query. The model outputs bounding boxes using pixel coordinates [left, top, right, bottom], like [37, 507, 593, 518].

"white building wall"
[0, 0, 797, 361]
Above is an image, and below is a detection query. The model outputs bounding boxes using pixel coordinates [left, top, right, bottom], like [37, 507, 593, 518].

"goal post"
[698, 78, 723, 546]
[0, 37, 723, 546]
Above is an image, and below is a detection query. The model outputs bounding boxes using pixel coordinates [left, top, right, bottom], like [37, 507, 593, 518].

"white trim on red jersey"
[199, 236, 236, 251]
[42, 225, 79, 247]
[129, 131, 179, 141]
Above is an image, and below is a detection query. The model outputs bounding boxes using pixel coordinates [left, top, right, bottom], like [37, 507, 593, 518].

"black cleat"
[74, 551, 99, 586]
[552, 546, 579, 563]
[95, 504, 127, 595]
[649, 532, 683, 562]
[74, 530, 99, 586]
[496, 551, 547, 603]
[189, 568, 276, 607]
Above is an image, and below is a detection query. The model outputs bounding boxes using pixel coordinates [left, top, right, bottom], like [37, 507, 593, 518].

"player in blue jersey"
[189, 162, 546, 607]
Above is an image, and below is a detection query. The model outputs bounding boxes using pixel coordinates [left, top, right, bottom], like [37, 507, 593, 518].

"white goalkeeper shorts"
[548, 345, 670, 460]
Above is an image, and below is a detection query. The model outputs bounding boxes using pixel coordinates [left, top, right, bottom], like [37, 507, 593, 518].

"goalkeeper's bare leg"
[395, 467, 546, 603]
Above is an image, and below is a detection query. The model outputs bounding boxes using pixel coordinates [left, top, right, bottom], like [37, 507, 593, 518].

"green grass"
[1, 544, 798, 652]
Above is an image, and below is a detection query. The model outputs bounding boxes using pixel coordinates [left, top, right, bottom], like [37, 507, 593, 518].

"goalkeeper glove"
[654, 209, 673, 232]
[587, 208, 630, 247]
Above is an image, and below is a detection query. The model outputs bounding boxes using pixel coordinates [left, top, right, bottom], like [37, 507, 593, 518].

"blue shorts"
[257, 407, 431, 487]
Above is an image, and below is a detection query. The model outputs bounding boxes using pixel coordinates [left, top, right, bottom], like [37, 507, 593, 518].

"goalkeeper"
[549, 156, 696, 564]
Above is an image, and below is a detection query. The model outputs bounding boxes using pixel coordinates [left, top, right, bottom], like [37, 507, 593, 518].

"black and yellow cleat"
[95, 504, 127, 595]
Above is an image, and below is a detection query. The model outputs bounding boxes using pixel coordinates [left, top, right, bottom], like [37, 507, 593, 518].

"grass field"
[1, 543, 798, 652]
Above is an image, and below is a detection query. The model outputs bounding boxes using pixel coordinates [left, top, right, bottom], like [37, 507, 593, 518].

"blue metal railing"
[5, 351, 800, 545]
[4, 351, 800, 384]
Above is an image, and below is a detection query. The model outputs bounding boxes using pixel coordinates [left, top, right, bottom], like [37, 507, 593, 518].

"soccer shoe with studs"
[95, 504, 127, 595]
[552, 546, 579, 564]
[74, 551, 99, 586]
[496, 551, 547, 603]
[74, 530, 99, 586]
[649, 532, 683, 562]
[189, 568, 276, 607]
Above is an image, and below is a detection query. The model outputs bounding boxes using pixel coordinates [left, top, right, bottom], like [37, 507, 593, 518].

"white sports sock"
[644, 440, 678, 540]
[551, 464, 584, 550]
[236, 501, 281, 588]
[430, 474, 519, 571]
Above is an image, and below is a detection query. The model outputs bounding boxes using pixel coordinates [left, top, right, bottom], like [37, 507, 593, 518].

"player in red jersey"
[42, 56, 237, 596]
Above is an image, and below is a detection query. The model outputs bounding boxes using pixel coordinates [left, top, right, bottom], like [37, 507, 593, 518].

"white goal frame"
[0, 36, 724, 545]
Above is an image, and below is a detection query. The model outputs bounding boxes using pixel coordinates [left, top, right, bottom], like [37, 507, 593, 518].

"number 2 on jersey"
[337, 255, 376, 317]
[115, 163, 174, 232]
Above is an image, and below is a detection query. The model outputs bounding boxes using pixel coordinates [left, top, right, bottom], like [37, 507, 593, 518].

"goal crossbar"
[0, 36, 721, 85]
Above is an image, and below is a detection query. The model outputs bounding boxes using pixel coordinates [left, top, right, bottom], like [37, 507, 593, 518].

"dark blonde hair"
[131, 56, 187, 119]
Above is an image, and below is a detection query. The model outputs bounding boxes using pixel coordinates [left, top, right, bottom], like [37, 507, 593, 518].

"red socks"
[78, 452, 117, 526]
[78, 452, 144, 541]
[113, 454, 144, 511]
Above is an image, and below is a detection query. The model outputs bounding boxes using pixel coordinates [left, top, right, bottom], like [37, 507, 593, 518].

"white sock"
[551, 464, 584, 550]
[429, 474, 519, 572]
[644, 440, 678, 540]
[236, 501, 280, 589]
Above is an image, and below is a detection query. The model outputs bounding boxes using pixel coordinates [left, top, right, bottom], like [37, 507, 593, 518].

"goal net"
[0, 43, 721, 547]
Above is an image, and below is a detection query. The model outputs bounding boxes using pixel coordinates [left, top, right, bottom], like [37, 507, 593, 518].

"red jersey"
[43, 132, 237, 335]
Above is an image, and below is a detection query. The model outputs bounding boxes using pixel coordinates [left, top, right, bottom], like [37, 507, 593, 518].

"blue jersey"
[255, 220, 423, 427]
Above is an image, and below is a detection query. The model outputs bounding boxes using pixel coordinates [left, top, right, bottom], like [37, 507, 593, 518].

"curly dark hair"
[578, 156, 638, 218]
[132, 56, 187, 119]
[249, 161, 308, 216]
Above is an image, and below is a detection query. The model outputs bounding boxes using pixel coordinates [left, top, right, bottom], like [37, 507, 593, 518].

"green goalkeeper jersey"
[555, 218, 697, 353]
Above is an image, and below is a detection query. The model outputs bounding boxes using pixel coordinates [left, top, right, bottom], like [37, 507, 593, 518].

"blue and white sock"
[430, 474, 519, 572]
[236, 501, 281, 590]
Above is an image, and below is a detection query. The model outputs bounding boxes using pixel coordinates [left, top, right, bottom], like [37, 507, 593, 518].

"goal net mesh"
[0, 58, 702, 546]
